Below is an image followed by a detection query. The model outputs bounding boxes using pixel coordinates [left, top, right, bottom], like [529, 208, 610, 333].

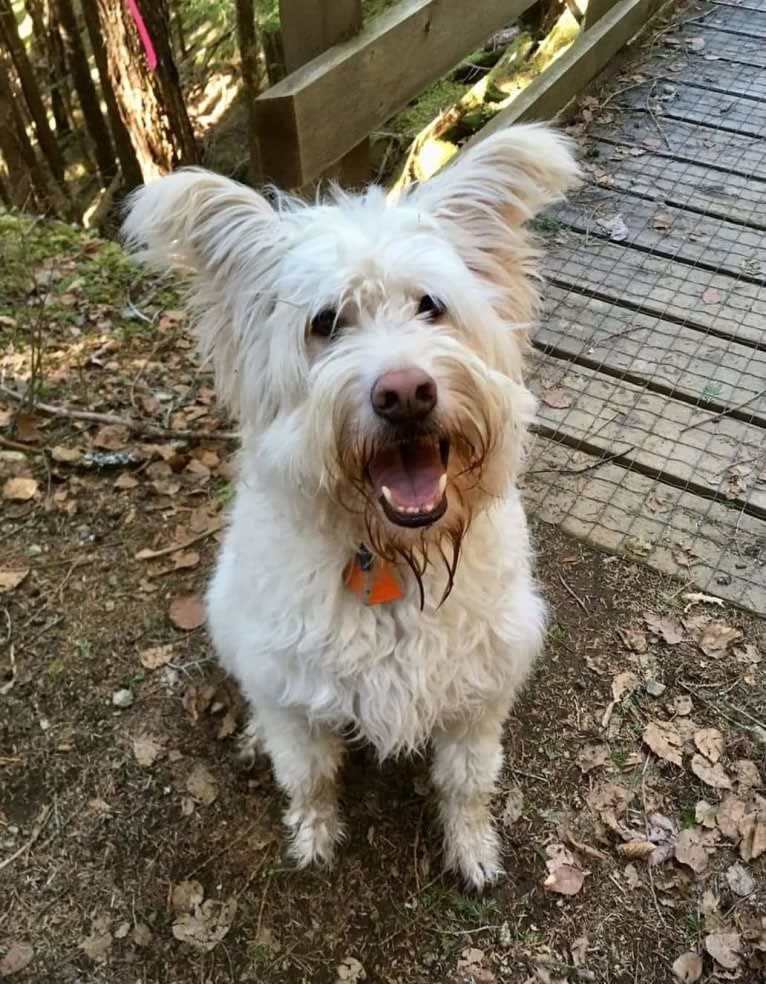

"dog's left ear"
[407, 123, 580, 233]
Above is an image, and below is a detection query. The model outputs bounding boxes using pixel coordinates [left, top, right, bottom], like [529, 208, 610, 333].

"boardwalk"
[522, 0, 766, 613]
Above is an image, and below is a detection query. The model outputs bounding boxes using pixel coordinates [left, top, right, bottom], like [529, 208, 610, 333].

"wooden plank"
[522, 436, 766, 613]
[664, 24, 766, 66]
[586, 117, 766, 181]
[711, 0, 766, 11]
[701, 5, 766, 35]
[254, 0, 537, 187]
[552, 189, 766, 283]
[584, 139, 766, 229]
[617, 81, 766, 139]
[638, 52, 766, 101]
[528, 352, 766, 514]
[468, 0, 664, 146]
[543, 232, 766, 346]
[535, 286, 766, 422]
[584, 0, 618, 28]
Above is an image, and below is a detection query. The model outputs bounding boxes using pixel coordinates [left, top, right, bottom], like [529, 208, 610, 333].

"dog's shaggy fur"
[124, 125, 579, 890]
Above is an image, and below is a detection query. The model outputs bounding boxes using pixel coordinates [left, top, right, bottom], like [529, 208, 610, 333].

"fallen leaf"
[80, 917, 112, 962]
[92, 424, 129, 450]
[2, 477, 38, 501]
[0, 942, 34, 977]
[133, 923, 152, 947]
[598, 213, 629, 242]
[502, 787, 524, 827]
[725, 862, 755, 897]
[577, 743, 609, 774]
[691, 754, 732, 789]
[541, 387, 573, 409]
[702, 287, 721, 306]
[139, 643, 175, 669]
[652, 212, 673, 231]
[171, 898, 237, 952]
[169, 594, 206, 631]
[699, 622, 743, 658]
[717, 794, 748, 841]
[616, 840, 655, 859]
[114, 473, 138, 490]
[643, 721, 683, 767]
[182, 684, 216, 722]
[688, 35, 705, 51]
[705, 932, 742, 970]
[674, 827, 710, 873]
[694, 728, 723, 764]
[643, 613, 684, 645]
[671, 952, 702, 983]
[186, 763, 218, 805]
[733, 760, 762, 789]
[612, 671, 639, 702]
[623, 863, 641, 889]
[586, 781, 632, 831]
[543, 863, 585, 896]
[132, 734, 163, 767]
[673, 695, 693, 716]
[0, 569, 29, 594]
[173, 550, 200, 571]
[50, 445, 82, 464]
[739, 798, 766, 861]
[335, 956, 368, 983]
[619, 628, 648, 653]
[695, 800, 717, 829]
[171, 879, 205, 912]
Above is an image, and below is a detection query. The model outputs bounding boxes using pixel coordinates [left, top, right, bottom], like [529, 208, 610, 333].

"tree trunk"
[0, 0, 67, 185]
[44, 1, 75, 136]
[234, 0, 262, 185]
[80, 0, 143, 190]
[94, 0, 198, 180]
[0, 51, 68, 213]
[55, 0, 116, 183]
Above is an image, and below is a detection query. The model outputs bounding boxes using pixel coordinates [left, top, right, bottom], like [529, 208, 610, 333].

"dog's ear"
[408, 123, 580, 231]
[122, 167, 276, 276]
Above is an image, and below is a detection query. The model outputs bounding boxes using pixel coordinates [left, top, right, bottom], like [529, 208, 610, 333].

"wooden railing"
[255, 0, 663, 189]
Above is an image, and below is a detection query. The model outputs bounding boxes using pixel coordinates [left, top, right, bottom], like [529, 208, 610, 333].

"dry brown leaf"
[182, 684, 216, 722]
[576, 743, 609, 774]
[652, 212, 673, 231]
[619, 628, 648, 653]
[186, 763, 218, 805]
[336, 956, 368, 983]
[540, 387, 573, 409]
[171, 879, 205, 912]
[733, 759, 762, 789]
[695, 800, 717, 829]
[616, 840, 655, 859]
[79, 917, 112, 962]
[586, 781, 632, 831]
[0, 942, 34, 977]
[673, 695, 693, 716]
[3, 476, 38, 501]
[543, 863, 585, 896]
[717, 794, 748, 841]
[704, 932, 742, 970]
[671, 952, 702, 983]
[643, 613, 684, 645]
[173, 550, 200, 570]
[690, 753, 732, 789]
[699, 622, 743, 658]
[643, 721, 683, 767]
[139, 643, 175, 669]
[725, 862, 755, 898]
[171, 898, 237, 952]
[50, 445, 82, 464]
[169, 594, 206, 631]
[0, 569, 29, 594]
[623, 863, 641, 889]
[152, 478, 181, 497]
[501, 787, 524, 827]
[93, 424, 129, 450]
[612, 670, 639, 702]
[674, 827, 710, 873]
[739, 798, 766, 861]
[114, 473, 138, 490]
[132, 734, 162, 767]
[701, 287, 721, 306]
[694, 728, 723, 764]
[13, 412, 41, 443]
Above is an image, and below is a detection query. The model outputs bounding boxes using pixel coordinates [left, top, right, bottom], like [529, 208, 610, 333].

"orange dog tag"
[344, 546, 403, 605]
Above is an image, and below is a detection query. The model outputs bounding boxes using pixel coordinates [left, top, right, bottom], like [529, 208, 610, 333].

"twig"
[678, 681, 766, 743]
[0, 383, 238, 443]
[254, 869, 273, 943]
[524, 446, 633, 478]
[559, 573, 588, 613]
[135, 520, 224, 561]
[0, 435, 46, 454]
[679, 386, 766, 434]
[0, 804, 53, 872]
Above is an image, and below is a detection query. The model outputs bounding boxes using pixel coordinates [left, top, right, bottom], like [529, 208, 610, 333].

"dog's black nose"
[371, 368, 438, 423]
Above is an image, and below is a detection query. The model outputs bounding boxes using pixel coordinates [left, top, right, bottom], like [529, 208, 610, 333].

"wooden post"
[584, 0, 616, 29]
[278, 0, 368, 189]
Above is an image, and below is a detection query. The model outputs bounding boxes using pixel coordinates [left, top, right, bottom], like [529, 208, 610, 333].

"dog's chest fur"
[208, 489, 544, 758]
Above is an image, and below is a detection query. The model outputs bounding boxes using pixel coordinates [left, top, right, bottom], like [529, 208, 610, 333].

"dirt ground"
[1, 189, 765, 983]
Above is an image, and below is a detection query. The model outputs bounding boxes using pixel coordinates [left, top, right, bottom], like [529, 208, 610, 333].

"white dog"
[124, 125, 579, 891]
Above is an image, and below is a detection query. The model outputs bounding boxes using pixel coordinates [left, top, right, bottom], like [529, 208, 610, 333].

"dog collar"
[344, 545, 403, 605]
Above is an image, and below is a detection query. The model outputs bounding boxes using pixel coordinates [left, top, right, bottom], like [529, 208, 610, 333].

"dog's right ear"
[122, 167, 277, 277]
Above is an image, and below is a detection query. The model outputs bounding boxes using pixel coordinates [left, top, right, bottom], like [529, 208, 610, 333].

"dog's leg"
[256, 705, 346, 867]
[431, 705, 508, 892]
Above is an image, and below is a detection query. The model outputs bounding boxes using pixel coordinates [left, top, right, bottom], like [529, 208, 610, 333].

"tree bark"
[94, 0, 197, 180]
[55, 0, 116, 183]
[0, 51, 68, 213]
[43, 0, 75, 136]
[80, 0, 142, 190]
[0, 0, 67, 185]
[234, 0, 262, 185]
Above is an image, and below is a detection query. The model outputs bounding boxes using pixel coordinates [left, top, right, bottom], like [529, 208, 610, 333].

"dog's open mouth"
[367, 436, 449, 528]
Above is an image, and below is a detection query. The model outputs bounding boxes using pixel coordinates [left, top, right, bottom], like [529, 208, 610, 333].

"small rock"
[112, 688, 134, 709]
[646, 680, 666, 697]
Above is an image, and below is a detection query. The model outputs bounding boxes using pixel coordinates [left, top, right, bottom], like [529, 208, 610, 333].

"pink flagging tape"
[126, 0, 158, 70]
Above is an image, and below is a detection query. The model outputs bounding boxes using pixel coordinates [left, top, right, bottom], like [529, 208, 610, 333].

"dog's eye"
[310, 308, 342, 340]
[417, 294, 445, 319]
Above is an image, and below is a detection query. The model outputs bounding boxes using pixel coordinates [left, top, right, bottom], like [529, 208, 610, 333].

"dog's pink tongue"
[369, 442, 443, 510]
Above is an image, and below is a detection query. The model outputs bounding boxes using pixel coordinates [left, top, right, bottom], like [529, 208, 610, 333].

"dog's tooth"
[438, 473, 448, 496]
[381, 485, 394, 506]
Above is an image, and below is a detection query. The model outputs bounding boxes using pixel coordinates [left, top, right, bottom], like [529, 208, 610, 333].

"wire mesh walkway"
[521, 0, 766, 613]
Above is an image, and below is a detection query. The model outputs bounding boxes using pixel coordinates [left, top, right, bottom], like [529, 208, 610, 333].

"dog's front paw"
[285, 802, 345, 868]
[444, 822, 504, 893]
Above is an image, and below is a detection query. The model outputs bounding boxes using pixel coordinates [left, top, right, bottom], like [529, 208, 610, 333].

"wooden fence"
[255, 0, 664, 189]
